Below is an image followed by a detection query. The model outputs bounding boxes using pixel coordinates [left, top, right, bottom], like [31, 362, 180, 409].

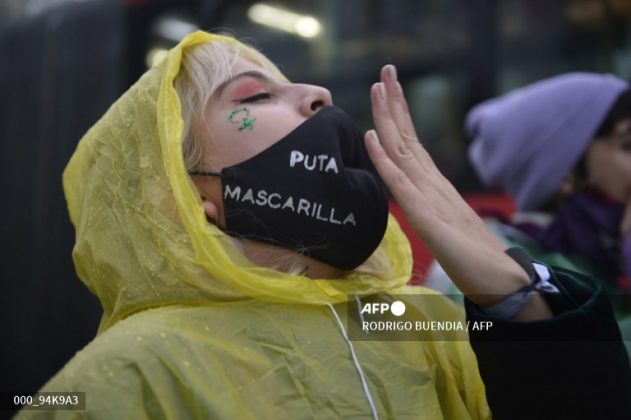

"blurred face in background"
[585, 116, 631, 203]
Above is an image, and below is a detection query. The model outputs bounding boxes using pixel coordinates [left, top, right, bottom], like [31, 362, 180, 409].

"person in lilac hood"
[466, 72, 631, 348]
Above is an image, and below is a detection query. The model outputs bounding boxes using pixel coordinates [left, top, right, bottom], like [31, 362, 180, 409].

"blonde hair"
[175, 39, 286, 172]
[174, 37, 394, 279]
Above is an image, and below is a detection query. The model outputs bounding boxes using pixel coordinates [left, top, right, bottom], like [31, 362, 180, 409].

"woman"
[16, 32, 630, 419]
[465, 73, 631, 352]
[467, 73, 631, 287]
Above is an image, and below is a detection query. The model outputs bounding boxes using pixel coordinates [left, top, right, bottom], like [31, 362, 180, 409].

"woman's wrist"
[454, 249, 531, 307]
[512, 293, 554, 321]
[477, 248, 556, 320]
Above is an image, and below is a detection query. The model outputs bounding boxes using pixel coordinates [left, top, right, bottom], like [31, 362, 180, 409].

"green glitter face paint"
[228, 107, 256, 131]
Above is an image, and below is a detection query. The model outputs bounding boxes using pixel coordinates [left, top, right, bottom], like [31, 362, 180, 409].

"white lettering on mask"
[289, 150, 339, 174]
[223, 185, 356, 226]
[242, 189, 255, 204]
[225, 185, 241, 200]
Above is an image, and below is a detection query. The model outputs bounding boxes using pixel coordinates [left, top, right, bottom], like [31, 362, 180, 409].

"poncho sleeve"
[465, 265, 631, 420]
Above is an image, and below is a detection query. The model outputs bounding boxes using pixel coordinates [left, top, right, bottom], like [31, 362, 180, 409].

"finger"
[371, 87, 474, 206]
[364, 129, 427, 215]
[380, 65, 435, 168]
[380, 66, 419, 147]
[370, 82, 428, 182]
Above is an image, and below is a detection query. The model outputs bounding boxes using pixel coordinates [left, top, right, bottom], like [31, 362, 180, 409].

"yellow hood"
[63, 31, 413, 333]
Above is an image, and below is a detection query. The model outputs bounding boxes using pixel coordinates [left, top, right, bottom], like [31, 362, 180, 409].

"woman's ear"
[191, 175, 224, 226]
[201, 198, 219, 225]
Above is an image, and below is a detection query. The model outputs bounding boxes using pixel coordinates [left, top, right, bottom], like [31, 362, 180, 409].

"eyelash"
[237, 92, 272, 104]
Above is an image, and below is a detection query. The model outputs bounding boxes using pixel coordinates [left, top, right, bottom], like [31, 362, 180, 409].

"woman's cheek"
[612, 151, 631, 201]
[586, 143, 631, 202]
[255, 112, 303, 143]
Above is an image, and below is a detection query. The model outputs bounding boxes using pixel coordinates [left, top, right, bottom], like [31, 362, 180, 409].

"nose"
[297, 84, 333, 117]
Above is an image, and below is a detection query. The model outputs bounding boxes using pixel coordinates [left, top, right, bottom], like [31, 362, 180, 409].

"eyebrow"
[215, 71, 271, 98]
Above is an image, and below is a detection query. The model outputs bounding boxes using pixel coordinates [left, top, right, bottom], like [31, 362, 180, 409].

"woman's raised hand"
[364, 65, 551, 317]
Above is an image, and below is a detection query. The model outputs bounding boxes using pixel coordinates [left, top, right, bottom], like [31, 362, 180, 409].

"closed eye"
[236, 93, 272, 104]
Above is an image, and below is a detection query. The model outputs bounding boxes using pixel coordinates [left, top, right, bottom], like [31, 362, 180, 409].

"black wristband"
[481, 247, 541, 319]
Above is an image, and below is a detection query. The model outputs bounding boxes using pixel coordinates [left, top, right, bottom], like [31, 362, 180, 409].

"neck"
[240, 239, 344, 279]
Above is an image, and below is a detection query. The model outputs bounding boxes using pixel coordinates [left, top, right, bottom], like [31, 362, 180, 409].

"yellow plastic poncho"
[19, 32, 490, 419]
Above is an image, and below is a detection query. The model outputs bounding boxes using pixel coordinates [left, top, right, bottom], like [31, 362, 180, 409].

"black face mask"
[190, 106, 390, 270]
